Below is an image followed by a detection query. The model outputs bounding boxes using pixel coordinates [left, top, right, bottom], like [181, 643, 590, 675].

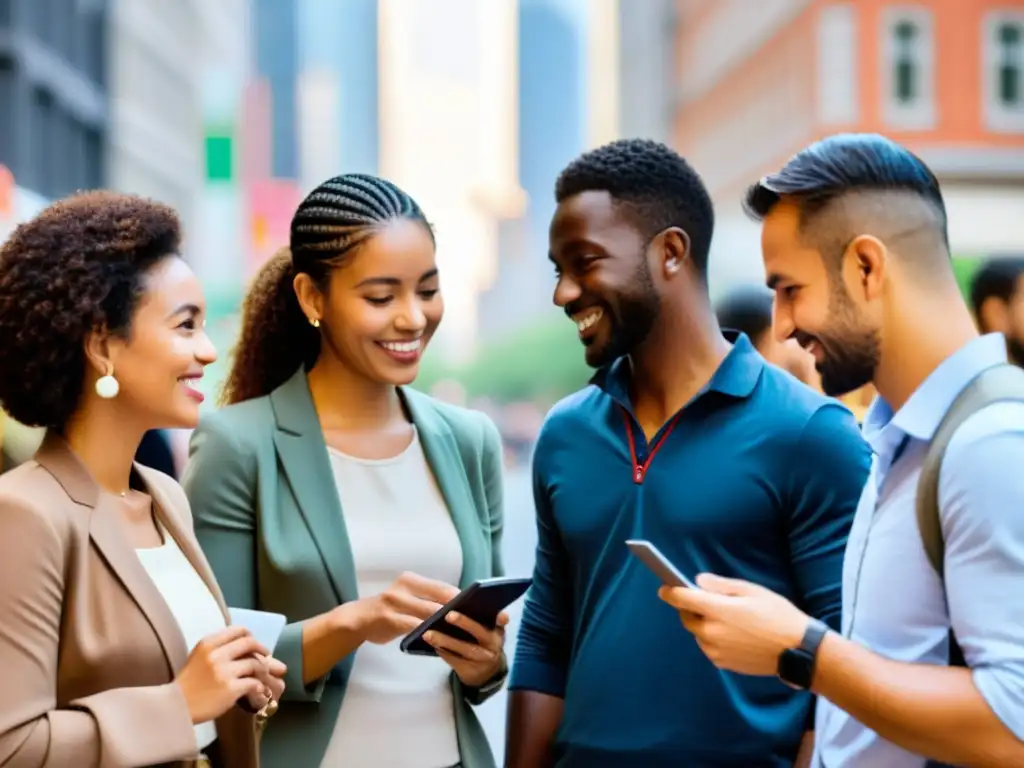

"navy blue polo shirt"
[510, 334, 871, 767]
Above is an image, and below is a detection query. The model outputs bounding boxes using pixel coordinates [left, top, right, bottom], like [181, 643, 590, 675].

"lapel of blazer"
[270, 369, 358, 602]
[35, 434, 189, 676]
[139, 466, 230, 623]
[401, 387, 486, 589]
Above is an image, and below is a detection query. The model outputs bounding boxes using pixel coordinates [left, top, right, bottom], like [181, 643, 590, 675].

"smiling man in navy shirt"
[505, 139, 871, 768]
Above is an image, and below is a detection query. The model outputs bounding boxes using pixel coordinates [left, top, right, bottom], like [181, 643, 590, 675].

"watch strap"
[800, 618, 830, 656]
[461, 653, 508, 705]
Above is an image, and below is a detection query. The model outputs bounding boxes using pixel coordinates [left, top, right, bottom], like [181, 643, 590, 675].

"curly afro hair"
[0, 190, 181, 430]
[555, 138, 715, 279]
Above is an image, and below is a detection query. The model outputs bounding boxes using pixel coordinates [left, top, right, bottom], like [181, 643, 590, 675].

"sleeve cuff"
[508, 658, 567, 698]
[276, 621, 328, 703]
[973, 664, 1024, 742]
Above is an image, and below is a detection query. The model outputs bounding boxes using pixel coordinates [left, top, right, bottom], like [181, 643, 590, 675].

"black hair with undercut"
[745, 133, 946, 226]
[221, 173, 433, 405]
[0, 191, 181, 430]
[555, 138, 715, 279]
[970, 257, 1024, 327]
[744, 133, 949, 274]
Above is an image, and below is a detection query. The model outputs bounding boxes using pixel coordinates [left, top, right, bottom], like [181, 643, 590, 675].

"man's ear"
[844, 234, 887, 302]
[660, 227, 691, 279]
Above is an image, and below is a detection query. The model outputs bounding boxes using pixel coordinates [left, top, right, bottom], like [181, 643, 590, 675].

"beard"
[571, 259, 661, 369]
[799, 283, 880, 397]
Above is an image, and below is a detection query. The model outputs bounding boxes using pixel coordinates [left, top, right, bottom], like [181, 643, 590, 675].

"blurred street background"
[2, 0, 1023, 754]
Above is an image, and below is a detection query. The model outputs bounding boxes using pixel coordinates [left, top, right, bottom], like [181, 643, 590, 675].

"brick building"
[674, 0, 1024, 291]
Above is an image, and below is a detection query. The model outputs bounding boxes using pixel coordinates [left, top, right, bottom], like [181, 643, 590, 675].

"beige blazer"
[0, 434, 259, 768]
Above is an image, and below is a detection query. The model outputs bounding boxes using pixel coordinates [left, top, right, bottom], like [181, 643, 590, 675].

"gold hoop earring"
[310, 318, 320, 328]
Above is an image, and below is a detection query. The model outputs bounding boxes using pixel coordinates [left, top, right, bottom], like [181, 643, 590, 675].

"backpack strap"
[916, 363, 1024, 768]
[916, 363, 1024, 579]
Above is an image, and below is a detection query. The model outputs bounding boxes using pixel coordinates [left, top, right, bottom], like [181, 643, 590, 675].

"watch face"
[778, 649, 812, 689]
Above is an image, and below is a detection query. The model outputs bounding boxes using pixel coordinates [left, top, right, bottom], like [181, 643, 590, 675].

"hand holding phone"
[400, 576, 532, 657]
[625, 539, 698, 589]
[355, 572, 466, 646]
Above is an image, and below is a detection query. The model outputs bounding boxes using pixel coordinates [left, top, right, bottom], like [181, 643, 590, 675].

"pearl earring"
[95, 365, 120, 399]
[310, 318, 320, 328]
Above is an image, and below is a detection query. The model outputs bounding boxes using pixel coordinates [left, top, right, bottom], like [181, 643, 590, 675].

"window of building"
[998, 24, 1021, 105]
[881, 7, 935, 129]
[984, 11, 1024, 132]
[893, 20, 919, 102]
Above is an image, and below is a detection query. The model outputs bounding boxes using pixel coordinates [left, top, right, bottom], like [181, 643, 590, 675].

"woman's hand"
[356, 572, 460, 645]
[243, 654, 286, 712]
[425, 610, 509, 688]
[176, 626, 269, 724]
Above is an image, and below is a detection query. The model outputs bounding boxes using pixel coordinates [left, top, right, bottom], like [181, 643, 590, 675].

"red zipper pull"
[634, 465, 644, 484]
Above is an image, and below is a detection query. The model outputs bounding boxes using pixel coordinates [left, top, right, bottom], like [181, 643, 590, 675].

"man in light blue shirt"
[658, 134, 1024, 767]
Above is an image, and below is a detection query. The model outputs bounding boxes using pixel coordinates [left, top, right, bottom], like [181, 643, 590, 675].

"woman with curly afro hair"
[0, 191, 285, 768]
[182, 174, 508, 768]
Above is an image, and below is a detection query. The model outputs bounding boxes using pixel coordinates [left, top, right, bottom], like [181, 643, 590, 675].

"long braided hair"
[220, 173, 431, 405]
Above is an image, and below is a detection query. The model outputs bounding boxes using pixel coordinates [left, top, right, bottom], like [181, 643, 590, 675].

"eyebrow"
[166, 302, 201, 319]
[355, 268, 439, 288]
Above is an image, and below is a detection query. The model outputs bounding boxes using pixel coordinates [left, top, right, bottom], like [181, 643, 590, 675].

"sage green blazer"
[181, 368, 505, 768]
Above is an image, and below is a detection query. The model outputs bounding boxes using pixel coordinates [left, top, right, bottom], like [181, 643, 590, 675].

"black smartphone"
[400, 576, 533, 657]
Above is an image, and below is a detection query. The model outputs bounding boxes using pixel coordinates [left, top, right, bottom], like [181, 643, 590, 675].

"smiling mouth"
[378, 339, 422, 354]
[177, 376, 205, 403]
[571, 307, 603, 336]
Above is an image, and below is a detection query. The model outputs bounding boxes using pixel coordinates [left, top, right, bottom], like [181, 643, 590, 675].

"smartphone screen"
[625, 539, 698, 589]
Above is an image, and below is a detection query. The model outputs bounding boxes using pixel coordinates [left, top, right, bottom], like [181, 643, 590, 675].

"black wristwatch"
[462, 654, 508, 705]
[777, 618, 830, 690]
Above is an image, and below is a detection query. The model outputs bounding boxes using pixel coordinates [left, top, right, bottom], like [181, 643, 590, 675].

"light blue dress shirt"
[815, 333, 1024, 767]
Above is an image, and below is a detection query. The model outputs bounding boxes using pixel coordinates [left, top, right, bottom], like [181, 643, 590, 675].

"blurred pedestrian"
[715, 283, 820, 388]
[969, 256, 1024, 367]
[507, 139, 870, 767]
[661, 133, 1024, 767]
[183, 175, 507, 768]
[0, 191, 284, 767]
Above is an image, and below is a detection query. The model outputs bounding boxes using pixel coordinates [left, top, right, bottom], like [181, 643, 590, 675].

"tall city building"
[107, 0, 204, 239]
[674, 0, 1024, 293]
[193, 0, 253, 398]
[479, 0, 675, 341]
[0, 0, 107, 237]
[378, 0, 524, 363]
[616, 0, 675, 144]
[297, 0, 379, 188]
[477, 0, 589, 340]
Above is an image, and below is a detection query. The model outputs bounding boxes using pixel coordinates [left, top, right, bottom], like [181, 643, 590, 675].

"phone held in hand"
[400, 576, 533, 657]
[625, 539, 698, 589]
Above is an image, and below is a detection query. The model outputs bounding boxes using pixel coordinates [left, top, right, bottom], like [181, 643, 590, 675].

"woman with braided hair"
[183, 174, 508, 768]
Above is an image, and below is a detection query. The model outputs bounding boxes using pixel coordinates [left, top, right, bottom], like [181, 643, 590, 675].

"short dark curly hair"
[0, 190, 181, 429]
[555, 138, 715, 279]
